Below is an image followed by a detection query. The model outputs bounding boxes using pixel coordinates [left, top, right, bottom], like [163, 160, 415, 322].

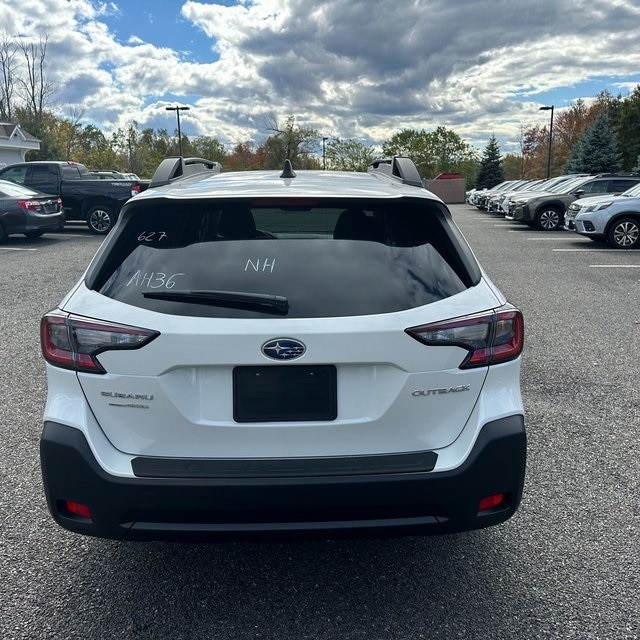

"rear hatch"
[70, 196, 500, 459]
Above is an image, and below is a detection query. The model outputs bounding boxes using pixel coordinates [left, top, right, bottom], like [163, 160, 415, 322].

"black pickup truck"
[0, 161, 148, 234]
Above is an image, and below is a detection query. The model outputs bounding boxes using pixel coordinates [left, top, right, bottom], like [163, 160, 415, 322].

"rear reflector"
[64, 500, 92, 519]
[406, 305, 524, 369]
[478, 493, 506, 512]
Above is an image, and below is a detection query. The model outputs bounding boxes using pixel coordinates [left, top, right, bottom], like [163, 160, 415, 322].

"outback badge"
[261, 338, 306, 361]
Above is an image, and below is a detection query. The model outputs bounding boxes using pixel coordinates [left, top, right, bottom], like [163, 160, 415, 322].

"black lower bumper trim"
[40, 415, 526, 541]
[131, 450, 438, 478]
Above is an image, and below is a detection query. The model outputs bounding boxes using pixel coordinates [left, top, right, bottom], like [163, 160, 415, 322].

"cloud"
[2, 0, 640, 153]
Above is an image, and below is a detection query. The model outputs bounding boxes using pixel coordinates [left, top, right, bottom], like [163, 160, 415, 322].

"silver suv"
[565, 182, 640, 248]
[39, 156, 526, 541]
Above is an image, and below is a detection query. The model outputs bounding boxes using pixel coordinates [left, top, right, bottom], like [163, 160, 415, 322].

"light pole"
[322, 137, 328, 170]
[165, 105, 190, 156]
[539, 105, 554, 179]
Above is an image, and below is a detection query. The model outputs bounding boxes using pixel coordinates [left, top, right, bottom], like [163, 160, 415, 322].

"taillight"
[131, 185, 141, 196]
[17, 199, 41, 211]
[40, 311, 159, 374]
[406, 306, 524, 369]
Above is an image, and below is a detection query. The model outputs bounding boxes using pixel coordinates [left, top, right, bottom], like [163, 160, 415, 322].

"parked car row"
[0, 161, 149, 241]
[468, 174, 640, 248]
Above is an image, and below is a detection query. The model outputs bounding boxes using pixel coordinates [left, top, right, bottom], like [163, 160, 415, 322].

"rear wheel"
[607, 217, 640, 249]
[86, 205, 115, 235]
[24, 230, 44, 239]
[535, 207, 562, 231]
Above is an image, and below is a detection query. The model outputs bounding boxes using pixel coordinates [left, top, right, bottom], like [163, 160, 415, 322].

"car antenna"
[280, 159, 297, 179]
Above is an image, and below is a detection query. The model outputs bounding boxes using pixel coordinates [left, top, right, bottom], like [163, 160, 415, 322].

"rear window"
[0, 180, 39, 197]
[88, 198, 479, 319]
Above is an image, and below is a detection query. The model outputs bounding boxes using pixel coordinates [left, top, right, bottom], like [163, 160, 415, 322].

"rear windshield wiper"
[142, 289, 289, 315]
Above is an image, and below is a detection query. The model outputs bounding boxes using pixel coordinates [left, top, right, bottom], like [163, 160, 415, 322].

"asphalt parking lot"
[0, 210, 638, 640]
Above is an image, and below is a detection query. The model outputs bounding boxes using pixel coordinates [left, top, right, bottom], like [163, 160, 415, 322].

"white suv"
[40, 156, 526, 541]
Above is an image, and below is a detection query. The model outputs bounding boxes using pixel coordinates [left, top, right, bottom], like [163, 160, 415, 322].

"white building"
[0, 123, 41, 168]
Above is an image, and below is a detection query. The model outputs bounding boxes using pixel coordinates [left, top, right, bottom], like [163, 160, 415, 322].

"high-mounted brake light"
[40, 311, 159, 374]
[406, 306, 524, 369]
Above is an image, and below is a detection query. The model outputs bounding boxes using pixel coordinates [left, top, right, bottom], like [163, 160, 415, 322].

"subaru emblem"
[261, 338, 306, 361]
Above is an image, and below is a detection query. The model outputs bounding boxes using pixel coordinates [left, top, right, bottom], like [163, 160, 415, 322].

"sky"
[3, 0, 640, 155]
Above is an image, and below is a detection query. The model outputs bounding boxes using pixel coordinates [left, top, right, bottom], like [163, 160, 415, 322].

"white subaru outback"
[40, 156, 526, 541]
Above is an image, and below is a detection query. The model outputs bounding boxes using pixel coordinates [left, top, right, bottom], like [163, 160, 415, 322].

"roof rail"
[593, 171, 640, 177]
[150, 156, 222, 188]
[367, 156, 423, 188]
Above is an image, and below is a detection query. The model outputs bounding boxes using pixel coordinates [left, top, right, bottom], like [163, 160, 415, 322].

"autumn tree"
[552, 99, 591, 167]
[190, 136, 226, 164]
[502, 153, 525, 180]
[134, 128, 172, 177]
[325, 138, 377, 172]
[0, 34, 57, 158]
[0, 35, 18, 120]
[224, 142, 265, 171]
[78, 124, 120, 168]
[17, 37, 54, 123]
[382, 127, 477, 183]
[261, 115, 319, 169]
[519, 125, 546, 178]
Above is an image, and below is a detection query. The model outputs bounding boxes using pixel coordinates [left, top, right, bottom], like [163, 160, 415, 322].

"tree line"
[474, 90, 640, 189]
[2, 34, 639, 186]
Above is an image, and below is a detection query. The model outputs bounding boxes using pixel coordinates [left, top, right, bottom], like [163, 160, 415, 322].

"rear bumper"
[1, 210, 64, 234]
[40, 415, 526, 541]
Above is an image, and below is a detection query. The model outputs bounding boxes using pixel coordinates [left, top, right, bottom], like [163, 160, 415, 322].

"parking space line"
[553, 248, 625, 252]
[47, 233, 90, 238]
[0, 247, 37, 251]
[589, 264, 640, 268]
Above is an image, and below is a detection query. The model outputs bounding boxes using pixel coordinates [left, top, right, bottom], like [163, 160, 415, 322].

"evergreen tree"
[614, 85, 640, 170]
[564, 111, 622, 173]
[475, 135, 504, 188]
